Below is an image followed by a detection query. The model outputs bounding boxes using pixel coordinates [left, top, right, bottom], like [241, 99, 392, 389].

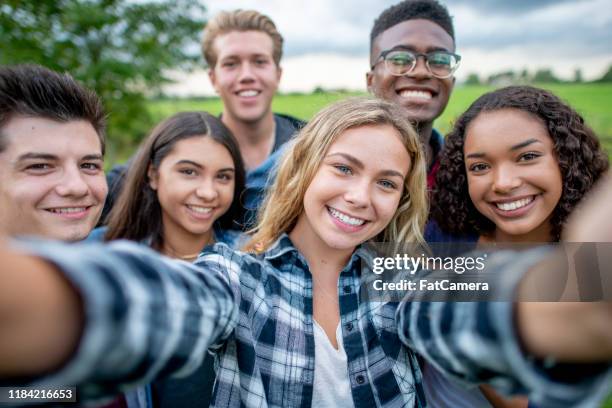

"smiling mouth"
[397, 89, 433, 100]
[327, 206, 367, 226]
[493, 196, 535, 212]
[236, 90, 260, 97]
[186, 204, 214, 214]
[45, 206, 90, 214]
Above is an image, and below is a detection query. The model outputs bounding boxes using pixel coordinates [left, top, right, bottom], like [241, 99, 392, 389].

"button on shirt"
[11, 236, 612, 408]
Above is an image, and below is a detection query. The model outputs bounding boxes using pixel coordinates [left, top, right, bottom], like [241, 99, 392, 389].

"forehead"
[328, 124, 410, 175]
[212, 30, 275, 59]
[371, 19, 454, 58]
[464, 109, 552, 152]
[0, 116, 102, 158]
[163, 136, 234, 166]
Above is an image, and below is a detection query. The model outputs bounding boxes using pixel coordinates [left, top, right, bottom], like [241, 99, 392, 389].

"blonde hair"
[244, 97, 428, 253]
[202, 9, 283, 67]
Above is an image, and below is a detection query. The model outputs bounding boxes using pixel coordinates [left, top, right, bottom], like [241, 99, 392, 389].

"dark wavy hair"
[105, 111, 245, 246]
[432, 85, 609, 241]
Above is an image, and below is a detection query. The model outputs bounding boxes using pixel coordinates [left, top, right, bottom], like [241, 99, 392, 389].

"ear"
[208, 68, 220, 94]
[147, 164, 158, 191]
[366, 71, 374, 94]
[276, 65, 283, 83]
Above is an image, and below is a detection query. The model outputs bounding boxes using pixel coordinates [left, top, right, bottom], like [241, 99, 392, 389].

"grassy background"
[147, 83, 612, 161]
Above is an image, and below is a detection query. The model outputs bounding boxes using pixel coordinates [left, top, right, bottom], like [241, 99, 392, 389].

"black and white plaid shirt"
[13, 236, 611, 407]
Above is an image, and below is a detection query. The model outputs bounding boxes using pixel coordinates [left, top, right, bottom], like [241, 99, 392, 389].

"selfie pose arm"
[0, 240, 238, 402]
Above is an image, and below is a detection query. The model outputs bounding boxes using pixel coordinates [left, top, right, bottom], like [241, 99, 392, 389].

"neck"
[160, 225, 214, 261]
[414, 121, 434, 168]
[222, 111, 276, 170]
[288, 217, 354, 282]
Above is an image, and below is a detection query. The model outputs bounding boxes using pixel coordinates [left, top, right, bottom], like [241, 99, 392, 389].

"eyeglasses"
[371, 49, 461, 79]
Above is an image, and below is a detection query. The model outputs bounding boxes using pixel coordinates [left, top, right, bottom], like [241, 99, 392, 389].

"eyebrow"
[465, 138, 543, 159]
[387, 45, 451, 54]
[175, 160, 235, 172]
[326, 152, 405, 179]
[16, 153, 58, 161]
[16, 152, 104, 161]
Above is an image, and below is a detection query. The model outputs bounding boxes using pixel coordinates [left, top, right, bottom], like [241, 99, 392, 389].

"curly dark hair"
[370, 0, 455, 50]
[432, 85, 609, 241]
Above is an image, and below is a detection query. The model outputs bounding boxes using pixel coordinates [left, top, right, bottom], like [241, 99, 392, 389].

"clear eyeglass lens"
[384, 51, 458, 78]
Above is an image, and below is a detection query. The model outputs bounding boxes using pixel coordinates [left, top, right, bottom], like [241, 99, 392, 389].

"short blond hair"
[201, 9, 284, 68]
[244, 97, 428, 253]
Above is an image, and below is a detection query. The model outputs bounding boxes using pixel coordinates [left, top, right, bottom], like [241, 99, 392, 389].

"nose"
[238, 61, 256, 82]
[343, 180, 371, 208]
[196, 178, 219, 201]
[55, 166, 89, 197]
[492, 165, 521, 194]
[407, 55, 431, 79]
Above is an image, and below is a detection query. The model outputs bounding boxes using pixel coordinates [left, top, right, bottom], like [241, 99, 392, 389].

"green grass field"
[148, 83, 612, 158]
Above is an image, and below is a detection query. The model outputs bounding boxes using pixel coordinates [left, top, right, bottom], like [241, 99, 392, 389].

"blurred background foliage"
[0, 0, 207, 163]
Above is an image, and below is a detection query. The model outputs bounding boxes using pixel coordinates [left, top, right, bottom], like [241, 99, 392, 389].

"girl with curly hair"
[426, 85, 609, 408]
[432, 85, 608, 243]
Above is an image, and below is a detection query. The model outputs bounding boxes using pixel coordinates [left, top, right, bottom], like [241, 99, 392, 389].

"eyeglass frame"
[370, 47, 461, 79]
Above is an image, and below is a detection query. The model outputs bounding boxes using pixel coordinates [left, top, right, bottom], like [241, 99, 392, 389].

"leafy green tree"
[464, 73, 480, 86]
[573, 68, 583, 83]
[533, 68, 561, 83]
[595, 64, 612, 83]
[0, 0, 207, 161]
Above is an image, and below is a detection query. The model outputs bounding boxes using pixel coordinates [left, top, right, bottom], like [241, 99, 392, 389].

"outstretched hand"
[563, 173, 612, 242]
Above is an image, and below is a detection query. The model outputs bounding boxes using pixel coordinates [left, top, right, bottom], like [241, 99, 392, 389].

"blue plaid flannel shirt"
[12, 235, 611, 407]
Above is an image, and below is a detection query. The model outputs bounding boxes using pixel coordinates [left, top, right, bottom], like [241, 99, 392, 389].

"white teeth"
[399, 90, 432, 100]
[49, 207, 86, 214]
[328, 207, 365, 226]
[238, 90, 259, 97]
[187, 205, 213, 214]
[495, 197, 534, 211]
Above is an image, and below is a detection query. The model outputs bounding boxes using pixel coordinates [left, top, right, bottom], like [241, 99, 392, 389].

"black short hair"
[0, 64, 106, 154]
[370, 0, 455, 48]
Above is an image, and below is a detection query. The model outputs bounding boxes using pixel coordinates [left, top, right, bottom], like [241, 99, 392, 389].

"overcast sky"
[166, 0, 612, 96]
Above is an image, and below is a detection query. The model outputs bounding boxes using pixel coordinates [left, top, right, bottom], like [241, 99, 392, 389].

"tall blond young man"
[105, 10, 303, 227]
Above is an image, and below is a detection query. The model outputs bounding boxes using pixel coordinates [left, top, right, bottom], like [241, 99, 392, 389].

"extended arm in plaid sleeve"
[1, 239, 238, 403]
[396, 249, 612, 408]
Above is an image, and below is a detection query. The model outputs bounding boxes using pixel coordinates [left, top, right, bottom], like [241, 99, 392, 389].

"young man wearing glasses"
[367, 0, 460, 188]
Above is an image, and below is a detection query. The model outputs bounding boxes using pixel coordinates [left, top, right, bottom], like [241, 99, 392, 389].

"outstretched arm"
[0, 240, 238, 403]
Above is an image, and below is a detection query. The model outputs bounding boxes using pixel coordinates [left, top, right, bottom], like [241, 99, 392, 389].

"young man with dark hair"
[105, 9, 303, 227]
[367, 0, 459, 188]
[0, 64, 107, 242]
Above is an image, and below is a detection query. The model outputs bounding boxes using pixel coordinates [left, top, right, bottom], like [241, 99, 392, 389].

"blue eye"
[378, 179, 397, 190]
[334, 164, 352, 175]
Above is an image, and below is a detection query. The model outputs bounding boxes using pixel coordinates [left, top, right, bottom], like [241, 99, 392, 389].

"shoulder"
[86, 226, 108, 242]
[214, 228, 248, 249]
[274, 112, 306, 131]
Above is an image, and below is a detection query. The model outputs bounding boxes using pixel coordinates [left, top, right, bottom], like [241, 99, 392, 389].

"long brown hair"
[105, 111, 245, 246]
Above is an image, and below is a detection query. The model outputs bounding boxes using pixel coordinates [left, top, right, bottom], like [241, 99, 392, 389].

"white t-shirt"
[311, 320, 355, 408]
